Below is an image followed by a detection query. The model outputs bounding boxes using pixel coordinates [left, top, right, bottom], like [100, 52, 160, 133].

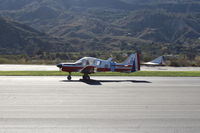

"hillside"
[0, 0, 199, 59]
[0, 17, 70, 55]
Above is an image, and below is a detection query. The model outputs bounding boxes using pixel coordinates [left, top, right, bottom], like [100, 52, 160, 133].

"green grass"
[0, 71, 200, 77]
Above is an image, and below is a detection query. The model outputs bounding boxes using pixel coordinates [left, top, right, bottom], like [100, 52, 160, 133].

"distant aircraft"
[143, 56, 165, 66]
[57, 53, 140, 80]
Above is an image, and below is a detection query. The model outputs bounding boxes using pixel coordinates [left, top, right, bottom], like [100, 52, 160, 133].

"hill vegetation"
[0, 17, 71, 55]
[0, 0, 200, 65]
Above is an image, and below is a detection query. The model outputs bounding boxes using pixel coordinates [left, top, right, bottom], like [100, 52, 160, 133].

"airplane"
[57, 53, 140, 80]
[142, 56, 165, 66]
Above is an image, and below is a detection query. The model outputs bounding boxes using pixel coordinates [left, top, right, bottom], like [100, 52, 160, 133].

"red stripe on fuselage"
[62, 66, 83, 72]
[97, 68, 110, 72]
[61, 66, 134, 73]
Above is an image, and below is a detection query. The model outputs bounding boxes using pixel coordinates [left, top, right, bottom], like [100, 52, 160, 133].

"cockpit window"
[88, 59, 94, 65]
[95, 60, 101, 66]
[75, 57, 96, 66]
[75, 59, 83, 64]
[75, 58, 86, 65]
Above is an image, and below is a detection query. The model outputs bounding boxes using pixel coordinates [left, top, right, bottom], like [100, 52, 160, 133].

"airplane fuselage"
[59, 64, 134, 73]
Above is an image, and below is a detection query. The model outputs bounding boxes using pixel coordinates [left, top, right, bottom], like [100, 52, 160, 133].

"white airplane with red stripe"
[57, 53, 140, 80]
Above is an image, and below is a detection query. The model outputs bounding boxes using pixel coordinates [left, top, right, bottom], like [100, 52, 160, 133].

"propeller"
[57, 64, 63, 71]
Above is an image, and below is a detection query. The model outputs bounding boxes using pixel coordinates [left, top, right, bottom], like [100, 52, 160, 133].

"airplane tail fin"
[107, 57, 113, 62]
[122, 53, 140, 72]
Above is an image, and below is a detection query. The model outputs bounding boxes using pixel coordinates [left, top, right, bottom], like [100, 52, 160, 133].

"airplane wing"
[80, 66, 96, 74]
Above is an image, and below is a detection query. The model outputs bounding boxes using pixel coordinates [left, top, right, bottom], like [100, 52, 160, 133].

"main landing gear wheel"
[83, 74, 90, 80]
[67, 72, 72, 80]
[67, 75, 71, 80]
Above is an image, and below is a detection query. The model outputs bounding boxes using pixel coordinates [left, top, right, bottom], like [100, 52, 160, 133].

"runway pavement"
[0, 76, 200, 133]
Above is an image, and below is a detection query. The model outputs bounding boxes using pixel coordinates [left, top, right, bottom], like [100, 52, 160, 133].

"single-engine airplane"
[57, 53, 140, 80]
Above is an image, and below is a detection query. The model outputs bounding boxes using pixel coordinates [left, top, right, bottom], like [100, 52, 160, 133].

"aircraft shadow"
[61, 79, 151, 85]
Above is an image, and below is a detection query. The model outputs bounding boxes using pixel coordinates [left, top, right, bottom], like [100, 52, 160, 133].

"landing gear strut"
[67, 72, 72, 80]
[83, 73, 90, 80]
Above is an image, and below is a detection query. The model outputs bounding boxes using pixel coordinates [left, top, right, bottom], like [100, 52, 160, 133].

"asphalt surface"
[0, 76, 200, 133]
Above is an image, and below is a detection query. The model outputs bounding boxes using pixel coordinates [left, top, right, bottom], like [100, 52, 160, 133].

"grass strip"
[0, 71, 200, 77]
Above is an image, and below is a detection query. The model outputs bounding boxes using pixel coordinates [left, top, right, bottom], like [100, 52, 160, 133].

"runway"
[0, 76, 200, 133]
